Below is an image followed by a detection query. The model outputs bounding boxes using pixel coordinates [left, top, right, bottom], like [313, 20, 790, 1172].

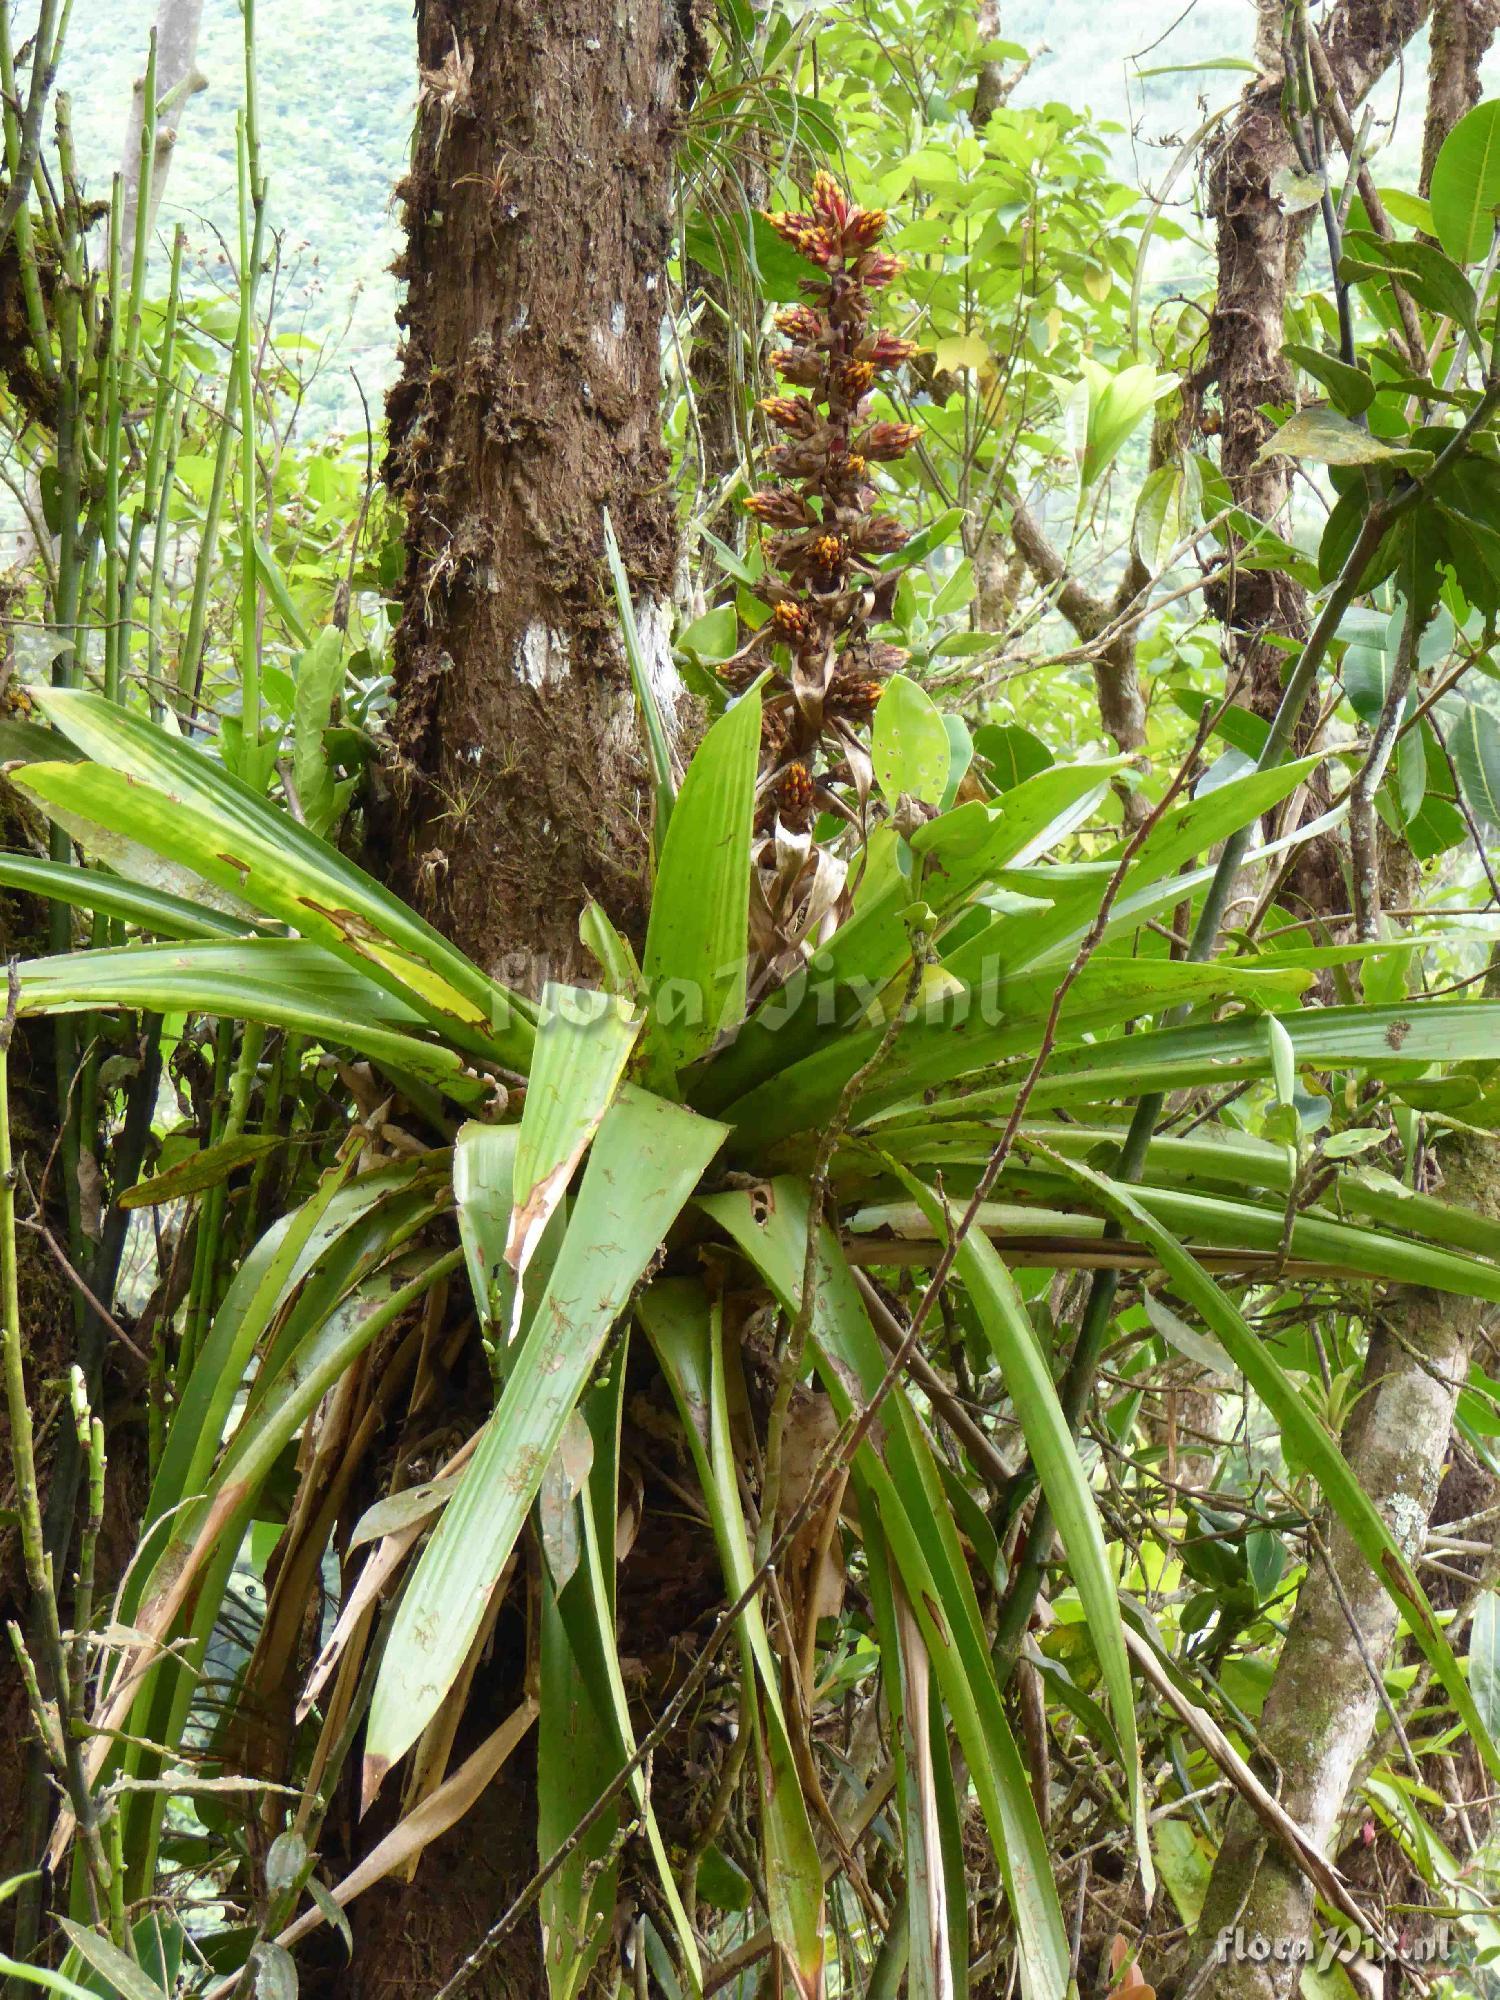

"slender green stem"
[236, 113, 262, 759]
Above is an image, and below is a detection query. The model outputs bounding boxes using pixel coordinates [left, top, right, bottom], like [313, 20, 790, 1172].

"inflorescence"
[721, 172, 919, 835]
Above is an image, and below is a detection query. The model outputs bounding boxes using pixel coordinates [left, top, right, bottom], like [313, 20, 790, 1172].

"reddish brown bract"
[726, 174, 919, 835]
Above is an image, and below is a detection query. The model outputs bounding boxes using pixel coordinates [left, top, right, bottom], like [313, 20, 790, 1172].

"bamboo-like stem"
[0, 0, 65, 253]
[236, 114, 260, 754]
[0, 969, 114, 1930]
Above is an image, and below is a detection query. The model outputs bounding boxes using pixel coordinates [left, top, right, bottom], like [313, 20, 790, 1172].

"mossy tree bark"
[330, 6, 703, 1995]
[1419, 0, 1500, 195]
[379, 0, 703, 994]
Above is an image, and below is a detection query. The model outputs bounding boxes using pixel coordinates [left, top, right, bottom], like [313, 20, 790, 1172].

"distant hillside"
[64, 0, 415, 432]
[59, 0, 1484, 435]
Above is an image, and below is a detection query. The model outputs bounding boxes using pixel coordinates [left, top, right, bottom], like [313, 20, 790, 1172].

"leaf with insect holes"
[1259, 406, 1427, 468]
[873, 672, 950, 806]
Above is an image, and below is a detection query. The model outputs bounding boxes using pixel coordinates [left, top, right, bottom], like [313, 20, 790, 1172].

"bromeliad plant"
[13, 158, 1500, 2000]
[9, 649, 1500, 1998]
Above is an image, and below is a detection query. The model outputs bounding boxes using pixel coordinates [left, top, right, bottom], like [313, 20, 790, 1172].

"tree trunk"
[119, 0, 207, 248]
[1419, 0, 1500, 195]
[378, 0, 702, 995]
[1171, 1142, 1499, 1999]
[330, 6, 702, 1994]
[1200, 0, 1430, 706]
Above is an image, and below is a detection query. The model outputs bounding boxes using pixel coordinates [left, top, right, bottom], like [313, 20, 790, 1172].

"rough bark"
[1419, 0, 1500, 194]
[330, 7, 702, 1995]
[119, 0, 207, 247]
[1199, 0, 1430, 696]
[379, 0, 702, 993]
[1172, 1137, 1498, 1999]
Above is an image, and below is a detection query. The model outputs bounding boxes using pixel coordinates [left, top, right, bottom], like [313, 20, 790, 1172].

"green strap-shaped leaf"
[883, 1157, 1153, 1895]
[640, 683, 761, 1085]
[539, 1347, 703, 1998]
[641, 1283, 822, 1996]
[364, 1085, 727, 1792]
[1046, 1147, 1500, 1787]
[0, 851, 253, 938]
[718, 954, 1317, 1150]
[24, 689, 533, 1066]
[701, 1179, 1071, 2000]
[867, 998, 1500, 1130]
[688, 757, 1126, 1113]
[16, 939, 477, 1096]
[507, 984, 641, 1315]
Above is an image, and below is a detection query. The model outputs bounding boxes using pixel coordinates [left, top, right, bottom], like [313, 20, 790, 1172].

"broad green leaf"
[1143, 1288, 1232, 1373]
[1154, 1821, 1212, 1927]
[1430, 99, 1500, 266]
[55, 1926, 168, 2000]
[877, 504, 966, 571]
[972, 722, 1051, 791]
[364, 1087, 726, 1790]
[1339, 230, 1482, 349]
[252, 534, 311, 646]
[292, 626, 352, 837]
[16, 941, 476, 1095]
[1260, 406, 1423, 468]
[675, 603, 739, 662]
[1270, 165, 1326, 213]
[939, 712, 974, 809]
[640, 685, 760, 1083]
[1080, 358, 1174, 490]
[1131, 460, 1181, 568]
[873, 672, 951, 807]
[1446, 698, 1500, 826]
[22, 690, 531, 1067]
[1281, 343, 1375, 418]
[930, 556, 976, 619]
[1045, 1150, 1500, 1786]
